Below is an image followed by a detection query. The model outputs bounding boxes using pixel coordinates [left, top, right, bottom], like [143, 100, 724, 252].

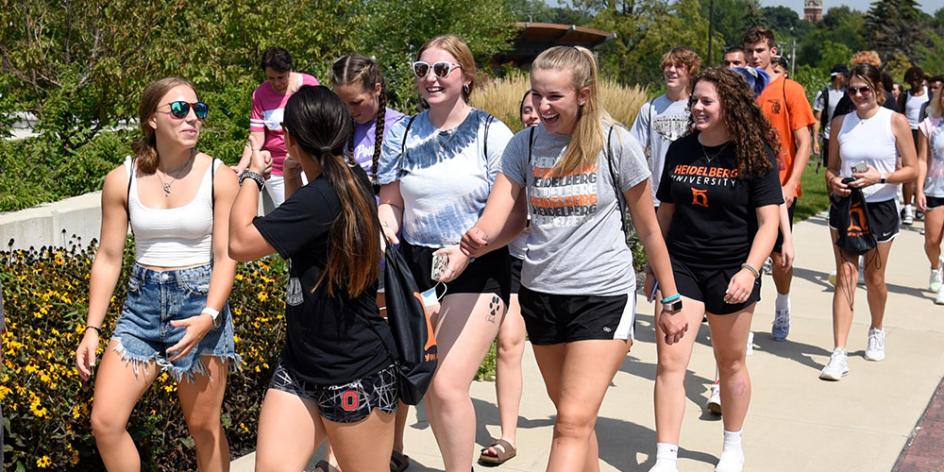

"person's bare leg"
[425, 293, 503, 471]
[254, 389, 326, 471]
[176, 357, 230, 471]
[706, 308, 754, 432]
[863, 242, 893, 330]
[653, 298, 707, 444]
[533, 344, 600, 472]
[90, 342, 159, 471]
[831, 231, 859, 348]
[484, 293, 525, 459]
[325, 410, 396, 472]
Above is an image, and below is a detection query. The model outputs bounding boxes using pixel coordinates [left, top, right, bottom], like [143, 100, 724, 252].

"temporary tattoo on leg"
[487, 295, 500, 323]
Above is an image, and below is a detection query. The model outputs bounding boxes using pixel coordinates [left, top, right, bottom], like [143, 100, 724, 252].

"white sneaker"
[865, 328, 886, 361]
[707, 382, 722, 415]
[935, 285, 944, 305]
[715, 448, 744, 472]
[931, 258, 944, 292]
[903, 205, 915, 226]
[648, 461, 679, 472]
[819, 349, 849, 381]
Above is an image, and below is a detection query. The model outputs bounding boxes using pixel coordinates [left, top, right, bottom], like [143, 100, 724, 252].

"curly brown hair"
[687, 67, 780, 178]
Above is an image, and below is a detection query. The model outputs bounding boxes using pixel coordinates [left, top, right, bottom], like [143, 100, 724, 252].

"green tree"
[797, 6, 866, 67]
[864, 0, 929, 63]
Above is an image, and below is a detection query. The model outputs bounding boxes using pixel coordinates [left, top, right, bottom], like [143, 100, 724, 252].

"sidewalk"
[232, 213, 944, 471]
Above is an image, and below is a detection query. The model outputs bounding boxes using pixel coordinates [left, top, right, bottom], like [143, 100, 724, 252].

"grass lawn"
[795, 160, 832, 222]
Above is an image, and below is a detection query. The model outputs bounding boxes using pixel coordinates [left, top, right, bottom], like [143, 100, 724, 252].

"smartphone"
[431, 253, 448, 281]
[852, 162, 868, 173]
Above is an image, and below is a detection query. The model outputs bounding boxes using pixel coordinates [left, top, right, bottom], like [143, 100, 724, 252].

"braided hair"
[332, 54, 387, 181]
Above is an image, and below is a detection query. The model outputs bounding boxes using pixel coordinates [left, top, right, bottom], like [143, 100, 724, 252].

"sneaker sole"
[819, 371, 848, 381]
[864, 353, 885, 362]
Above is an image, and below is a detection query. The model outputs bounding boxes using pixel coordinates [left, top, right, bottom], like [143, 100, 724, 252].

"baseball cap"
[830, 64, 849, 77]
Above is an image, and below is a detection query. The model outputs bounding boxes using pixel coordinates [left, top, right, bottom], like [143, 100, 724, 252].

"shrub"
[1, 237, 287, 471]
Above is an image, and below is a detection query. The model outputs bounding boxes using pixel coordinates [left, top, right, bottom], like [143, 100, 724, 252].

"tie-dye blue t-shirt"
[377, 108, 513, 247]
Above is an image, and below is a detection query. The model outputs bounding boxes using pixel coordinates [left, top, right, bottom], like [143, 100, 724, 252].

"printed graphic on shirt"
[653, 114, 689, 143]
[668, 163, 740, 189]
[529, 156, 599, 228]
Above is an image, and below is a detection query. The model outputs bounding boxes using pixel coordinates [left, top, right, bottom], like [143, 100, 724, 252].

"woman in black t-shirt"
[648, 68, 783, 472]
[230, 85, 397, 471]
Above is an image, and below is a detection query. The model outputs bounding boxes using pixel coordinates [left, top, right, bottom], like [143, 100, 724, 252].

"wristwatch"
[201, 307, 222, 328]
[879, 174, 887, 184]
[239, 170, 265, 190]
[661, 293, 683, 313]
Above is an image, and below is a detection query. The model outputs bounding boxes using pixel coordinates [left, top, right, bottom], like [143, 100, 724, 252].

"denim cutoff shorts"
[111, 263, 240, 382]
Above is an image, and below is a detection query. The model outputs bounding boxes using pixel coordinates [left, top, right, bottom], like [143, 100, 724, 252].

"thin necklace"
[700, 141, 730, 164]
[156, 152, 196, 197]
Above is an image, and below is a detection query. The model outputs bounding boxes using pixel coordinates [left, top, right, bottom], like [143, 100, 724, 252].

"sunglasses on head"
[164, 101, 209, 120]
[411, 61, 462, 79]
[848, 86, 873, 96]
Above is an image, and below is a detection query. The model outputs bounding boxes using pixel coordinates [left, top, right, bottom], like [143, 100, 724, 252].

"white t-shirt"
[630, 95, 689, 205]
[905, 89, 929, 129]
[919, 116, 944, 197]
[377, 109, 513, 247]
[813, 86, 846, 139]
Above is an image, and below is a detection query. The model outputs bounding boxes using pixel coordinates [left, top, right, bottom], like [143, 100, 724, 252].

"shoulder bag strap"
[126, 157, 135, 236]
[604, 125, 628, 236]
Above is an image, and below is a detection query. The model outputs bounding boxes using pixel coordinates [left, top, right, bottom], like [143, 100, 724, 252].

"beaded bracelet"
[740, 263, 760, 279]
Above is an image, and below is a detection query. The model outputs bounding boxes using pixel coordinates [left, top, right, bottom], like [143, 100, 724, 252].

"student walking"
[648, 68, 785, 472]
[230, 85, 399, 471]
[813, 65, 850, 167]
[821, 64, 917, 381]
[743, 26, 816, 342]
[917, 86, 944, 303]
[376, 34, 515, 471]
[75, 77, 240, 471]
[897, 66, 929, 226]
[460, 45, 682, 472]
[234, 47, 320, 214]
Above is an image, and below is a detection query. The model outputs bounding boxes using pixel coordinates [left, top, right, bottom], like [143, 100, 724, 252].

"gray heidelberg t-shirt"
[502, 123, 650, 296]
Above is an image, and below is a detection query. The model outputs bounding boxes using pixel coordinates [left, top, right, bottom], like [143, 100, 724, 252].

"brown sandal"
[390, 449, 410, 471]
[478, 439, 517, 465]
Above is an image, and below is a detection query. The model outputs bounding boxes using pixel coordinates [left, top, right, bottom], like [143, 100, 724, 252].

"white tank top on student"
[126, 157, 219, 266]
[905, 89, 929, 129]
[837, 107, 898, 203]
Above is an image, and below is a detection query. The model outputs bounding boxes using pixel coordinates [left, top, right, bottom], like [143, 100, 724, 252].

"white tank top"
[126, 157, 219, 266]
[905, 89, 929, 129]
[837, 107, 899, 203]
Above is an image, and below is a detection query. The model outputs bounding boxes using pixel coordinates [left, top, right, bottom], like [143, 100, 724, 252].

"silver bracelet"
[239, 170, 265, 190]
[740, 263, 760, 279]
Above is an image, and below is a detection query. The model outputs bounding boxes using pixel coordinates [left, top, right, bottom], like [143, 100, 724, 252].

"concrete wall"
[0, 191, 103, 251]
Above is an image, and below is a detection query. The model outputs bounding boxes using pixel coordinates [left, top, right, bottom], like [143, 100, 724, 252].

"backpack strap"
[482, 112, 494, 161]
[126, 157, 136, 236]
[604, 124, 628, 237]
[400, 116, 417, 155]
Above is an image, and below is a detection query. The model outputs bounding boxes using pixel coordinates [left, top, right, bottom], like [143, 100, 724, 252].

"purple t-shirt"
[353, 108, 406, 178]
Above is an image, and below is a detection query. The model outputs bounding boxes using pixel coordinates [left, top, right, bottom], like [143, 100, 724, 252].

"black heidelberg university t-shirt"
[253, 166, 395, 386]
[656, 133, 783, 269]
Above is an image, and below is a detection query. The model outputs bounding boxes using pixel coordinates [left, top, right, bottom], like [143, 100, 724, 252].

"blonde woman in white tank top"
[822, 64, 917, 381]
[75, 78, 242, 469]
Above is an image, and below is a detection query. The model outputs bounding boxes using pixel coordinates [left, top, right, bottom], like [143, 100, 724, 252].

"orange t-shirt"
[757, 76, 816, 196]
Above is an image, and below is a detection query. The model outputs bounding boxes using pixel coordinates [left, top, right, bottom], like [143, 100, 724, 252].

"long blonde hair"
[532, 46, 609, 175]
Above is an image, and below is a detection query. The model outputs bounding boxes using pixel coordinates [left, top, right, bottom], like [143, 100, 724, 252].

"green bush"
[1, 238, 287, 470]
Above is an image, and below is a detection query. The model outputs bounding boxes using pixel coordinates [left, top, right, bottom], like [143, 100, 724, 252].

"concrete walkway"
[232, 213, 944, 471]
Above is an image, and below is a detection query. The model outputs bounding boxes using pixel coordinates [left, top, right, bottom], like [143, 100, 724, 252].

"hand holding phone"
[431, 253, 449, 282]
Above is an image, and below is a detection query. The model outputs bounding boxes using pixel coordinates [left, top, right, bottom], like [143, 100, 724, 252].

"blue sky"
[758, 0, 942, 15]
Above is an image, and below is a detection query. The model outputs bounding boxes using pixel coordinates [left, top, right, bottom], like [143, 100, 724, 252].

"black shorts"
[510, 257, 523, 295]
[821, 137, 830, 167]
[518, 286, 635, 345]
[269, 362, 399, 424]
[399, 240, 511, 306]
[828, 198, 900, 243]
[773, 200, 796, 254]
[926, 196, 944, 209]
[672, 258, 761, 315]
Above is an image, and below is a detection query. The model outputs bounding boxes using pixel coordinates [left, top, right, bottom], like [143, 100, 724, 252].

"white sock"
[656, 442, 679, 462]
[775, 293, 789, 312]
[722, 430, 742, 451]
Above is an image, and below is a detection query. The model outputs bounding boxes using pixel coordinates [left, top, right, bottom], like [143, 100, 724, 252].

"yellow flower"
[257, 291, 269, 302]
[36, 455, 52, 468]
[54, 252, 65, 265]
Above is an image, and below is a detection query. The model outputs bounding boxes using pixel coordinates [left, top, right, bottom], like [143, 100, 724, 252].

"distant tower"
[804, 0, 823, 22]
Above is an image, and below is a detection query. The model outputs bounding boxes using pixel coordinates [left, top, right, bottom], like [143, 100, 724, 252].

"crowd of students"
[71, 24, 942, 472]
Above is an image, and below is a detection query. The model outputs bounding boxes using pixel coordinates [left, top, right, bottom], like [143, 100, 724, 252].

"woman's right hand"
[75, 330, 99, 381]
[283, 153, 302, 180]
[247, 136, 273, 179]
[917, 191, 928, 213]
[828, 175, 850, 197]
[460, 226, 488, 257]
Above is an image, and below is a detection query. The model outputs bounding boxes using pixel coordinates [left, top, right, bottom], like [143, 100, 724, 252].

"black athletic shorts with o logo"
[518, 286, 635, 345]
[269, 362, 399, 424]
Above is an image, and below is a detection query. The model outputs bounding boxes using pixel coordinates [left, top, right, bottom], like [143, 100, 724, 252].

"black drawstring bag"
[832, 181, 877, 256]
[373, 242, 439, 405]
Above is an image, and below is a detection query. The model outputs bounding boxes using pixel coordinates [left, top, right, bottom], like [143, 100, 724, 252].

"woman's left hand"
[167, 314, 215, 362]
[434, 245, 471, 283]
[247, 135, 273, 179]
[850, 166, 881, 187]
[724, 269, 756, 305]
[780, 237, 795, 270]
